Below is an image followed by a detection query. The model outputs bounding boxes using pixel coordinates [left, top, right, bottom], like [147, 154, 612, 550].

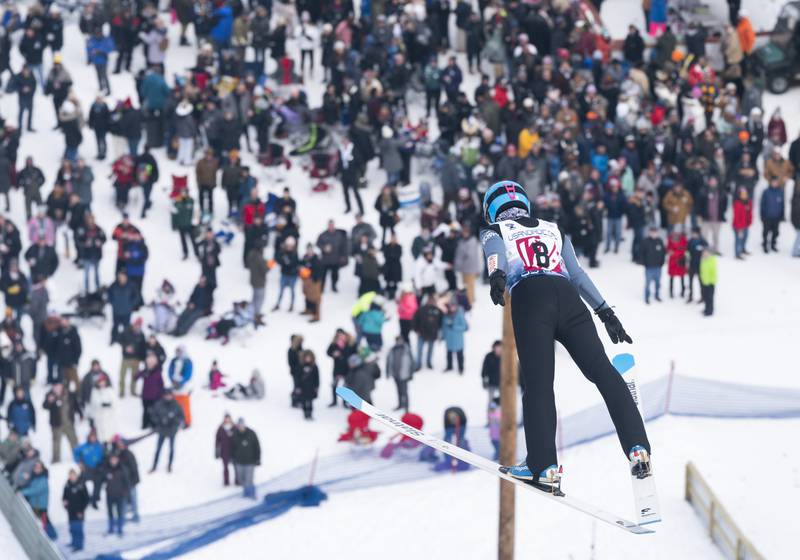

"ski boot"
[629, 445, 652, 479]
[500, 463, 564, 495]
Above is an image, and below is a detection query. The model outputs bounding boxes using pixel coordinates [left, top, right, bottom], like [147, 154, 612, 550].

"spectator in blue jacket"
[168, 345, 193, 390]
[604, 178, 628, 253]
[591, 143, 610, 183]
[442, 302, 468, 374]
[139, 66, 171, 114]
[210, 5, 234, 48]
[107, 271, 139, 344]
[86, 28, 115, 95]
[760, 177, 785, 253]
[7, 387, 36, 436]
[357, 296, 387, 352]
[441, 56, 463, 103]
[122, 232, 148, 305]
[19, 461, 50, 522]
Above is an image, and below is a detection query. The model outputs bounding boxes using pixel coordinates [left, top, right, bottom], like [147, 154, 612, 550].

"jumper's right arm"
[479, 227, 507, 276]
[480, 226, 508, 306]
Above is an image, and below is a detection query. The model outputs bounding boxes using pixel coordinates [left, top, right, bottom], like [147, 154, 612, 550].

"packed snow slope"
[0, 4, 797, 560]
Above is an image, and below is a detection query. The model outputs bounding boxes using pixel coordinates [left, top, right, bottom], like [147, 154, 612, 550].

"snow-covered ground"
[0, 3, 798, 560]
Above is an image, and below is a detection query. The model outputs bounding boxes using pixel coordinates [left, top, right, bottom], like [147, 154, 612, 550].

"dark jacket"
[641, 236, 666, 268]
[7, 397, 36, 435]
[149, 398, 185, 437]
[43, 390, 81, 428]
[316, 229, 349, 267]
[297, 363, 319, 400]
[120, 326, 146, 360]
[108, 280, 139, 318]
[136, 367, 164, 402]
[760, 186, 785, 221]
[62, 479, 89, 522]
[231, 427, 261, 465]
[481, 352, 500, 388]
[215, 425, 233, 461]
[413, 304, 443, 341]
[54, 325, 82, 366]
[101, 463, 131, 500]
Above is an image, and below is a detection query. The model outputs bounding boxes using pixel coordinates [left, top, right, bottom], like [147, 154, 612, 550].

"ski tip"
[638, 517, 662, 526]
[611, 353, 635, 375]
[336, 387, 363, 409]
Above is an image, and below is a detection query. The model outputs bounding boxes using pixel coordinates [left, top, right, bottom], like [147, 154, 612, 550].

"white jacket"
[295, 24, 319, 51]
[89, 386, 117, 443]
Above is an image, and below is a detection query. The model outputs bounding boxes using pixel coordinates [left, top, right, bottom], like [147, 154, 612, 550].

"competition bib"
[497, 220, 567, 287]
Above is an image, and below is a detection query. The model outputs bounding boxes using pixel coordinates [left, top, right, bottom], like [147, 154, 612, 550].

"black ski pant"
[510, 275, 649, 475]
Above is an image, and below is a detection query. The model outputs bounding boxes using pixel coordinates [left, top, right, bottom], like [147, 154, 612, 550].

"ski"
[612, 353, 662, 526]
[336, 387, 655, 535]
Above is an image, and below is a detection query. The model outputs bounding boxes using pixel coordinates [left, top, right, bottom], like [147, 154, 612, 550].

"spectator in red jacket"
[667, 229, 688, 298]
[732, 187, 753, 259]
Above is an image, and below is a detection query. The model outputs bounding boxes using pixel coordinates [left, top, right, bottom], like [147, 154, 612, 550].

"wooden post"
[498, 296, 518, 560]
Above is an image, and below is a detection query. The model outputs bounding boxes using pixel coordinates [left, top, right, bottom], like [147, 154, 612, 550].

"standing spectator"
[19, 461, 52, 537]
[0, 261, 29, 319]
[316, 221, 348, 292]
[44, 54, 72, 126]
[195, 149, 219, 216]
[345, 351, 380, 404]
[112, 437, 140, 523]
[666, 229, 688, 298]
[662, 183, 694, 233]
[382, 235, 403, 300]
[273, 236, 299, 312]
[760, 177, 786, 253]
[441, 56, 463, 104]
[6, 386, 35, 436]
[87, 375, 116, 444]
[481, 341, 502, 405]
[136, 352, 164, 429]
[454, 227, 481, 305]
[215, 414, 235, 486]
[86, 29, 114, 95]
[88, 95, 110, 160]
[386, 336, 414, 412]
[604, 179, 627, 253]
[55, 316, 82, 390]
[357, 296, 387, 352]
[231, 418, 260, 499]
[75, 213, 105, 295]
[413, 295, 443, 370]
[396, 284, 418, 343]
[375, 186, 400, 245]
[118, 317, 145, 398]
[442, 301, 468, 374]
[148, 390, 185, 473]
[733, 187, 754, 259]
[300, 243, 323, 323]
[423, 56, 442, 117]
[62, 468, 89, 552]
[11, 65, 37, 133]
[99, 454, 130, 537]
[107, 272, 139, 344]
[17, 157, 45, 220]
[174, 100, 197, 166]
[641, 227, 666, 304]
[686, 228, 709, 303]
[696, 176, 727, 254]
[246, 239, 268, 327]
[699, 249, 718, 316]
[171, 187, 196, 260]
[297, 351, 320, 420]
[43, 383, 80, 463]
[326, 330, 354, 407]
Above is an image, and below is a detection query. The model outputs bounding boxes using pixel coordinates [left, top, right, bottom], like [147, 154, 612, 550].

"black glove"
[489, 270, 507, 306]
[596, 306, 632, 344]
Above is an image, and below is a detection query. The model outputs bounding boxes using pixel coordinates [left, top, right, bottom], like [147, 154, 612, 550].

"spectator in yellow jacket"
[699, 249, 717, 317]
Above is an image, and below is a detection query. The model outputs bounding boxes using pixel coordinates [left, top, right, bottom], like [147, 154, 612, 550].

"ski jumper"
[481, 217, 650, 474]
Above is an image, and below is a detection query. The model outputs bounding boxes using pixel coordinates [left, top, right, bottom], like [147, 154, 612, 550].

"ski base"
[336, 387, 655, 535]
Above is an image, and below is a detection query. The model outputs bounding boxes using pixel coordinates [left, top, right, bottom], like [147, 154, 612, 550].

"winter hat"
[237, 417, 246, 427]
[347, 354, 363, 369]
[175, 101, 193, 117]
[381, 126, 394, 139]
